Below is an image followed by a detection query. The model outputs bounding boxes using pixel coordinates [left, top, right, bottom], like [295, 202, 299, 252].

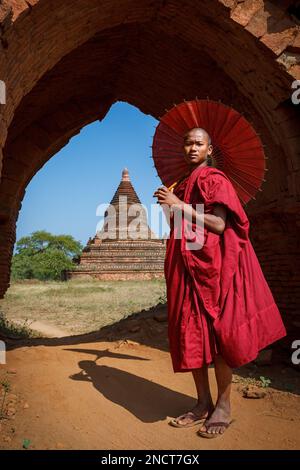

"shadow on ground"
[1, 302, 299, 396]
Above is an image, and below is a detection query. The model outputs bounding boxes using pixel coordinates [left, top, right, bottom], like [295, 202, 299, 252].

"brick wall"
[0, 0, 299, 333]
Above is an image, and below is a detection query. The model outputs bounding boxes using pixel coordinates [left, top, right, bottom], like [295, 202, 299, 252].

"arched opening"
[0, 0, 299, 340]
[3, 101, 169, 337]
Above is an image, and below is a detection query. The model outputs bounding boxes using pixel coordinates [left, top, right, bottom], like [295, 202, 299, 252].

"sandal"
[197, 419, 235, 438]
[169, 411, 207, 428]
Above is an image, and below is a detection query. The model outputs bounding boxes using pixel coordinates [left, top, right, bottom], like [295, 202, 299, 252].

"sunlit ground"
[1, 278, 166, 335]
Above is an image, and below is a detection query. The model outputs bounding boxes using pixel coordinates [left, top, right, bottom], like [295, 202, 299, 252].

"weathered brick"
[231, 0, 263, 27]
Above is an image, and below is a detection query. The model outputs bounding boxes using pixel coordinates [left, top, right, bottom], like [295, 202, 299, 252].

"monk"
[153, 128, 287, 438]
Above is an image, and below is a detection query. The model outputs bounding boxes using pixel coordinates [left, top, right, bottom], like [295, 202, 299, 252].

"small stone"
[6, 407, 16, 416]
[153, 311, 167, 322]
[23, 403, 29, 409]
[242, 385, 267, 399]
[3, 436, 12, 443]
[232, 375, 240, 383]
[7, 369, 17, 375]
[115, 339, 139, 348]
[126, 339, 139, 346]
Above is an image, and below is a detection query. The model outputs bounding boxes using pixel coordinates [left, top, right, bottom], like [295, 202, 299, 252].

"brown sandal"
[169, 411, 207, 428]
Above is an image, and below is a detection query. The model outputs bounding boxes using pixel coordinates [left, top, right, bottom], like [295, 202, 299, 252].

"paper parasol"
[152, 98, 267, 204]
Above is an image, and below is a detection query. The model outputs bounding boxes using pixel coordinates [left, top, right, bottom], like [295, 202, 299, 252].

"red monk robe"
[164, 164, 287, 372]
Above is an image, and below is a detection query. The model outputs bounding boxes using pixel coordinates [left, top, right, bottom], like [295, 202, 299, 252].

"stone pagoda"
[66, 168, 166, 280]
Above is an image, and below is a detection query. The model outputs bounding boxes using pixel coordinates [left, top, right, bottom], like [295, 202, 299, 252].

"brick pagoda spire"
[66, 169, 166, 280]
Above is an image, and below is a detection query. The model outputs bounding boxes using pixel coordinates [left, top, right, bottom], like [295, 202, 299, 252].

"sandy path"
[12, 319, 71, 338]
[28, 321, 71, 338]
[1, 336, 300, 450]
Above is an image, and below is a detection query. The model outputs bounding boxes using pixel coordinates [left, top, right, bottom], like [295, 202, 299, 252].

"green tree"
[11, 230, 83, 281]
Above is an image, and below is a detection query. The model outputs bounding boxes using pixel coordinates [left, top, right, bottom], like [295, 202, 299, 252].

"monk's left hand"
[153, 186, 183, 207]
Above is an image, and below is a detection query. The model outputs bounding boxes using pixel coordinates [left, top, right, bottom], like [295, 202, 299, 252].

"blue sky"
[15, 101, 165, 250]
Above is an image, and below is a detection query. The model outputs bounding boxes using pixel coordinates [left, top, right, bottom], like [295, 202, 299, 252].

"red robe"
[164, 164, 286, 371]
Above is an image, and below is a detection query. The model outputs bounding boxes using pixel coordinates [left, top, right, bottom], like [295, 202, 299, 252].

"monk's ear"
[207, 144, 213, 155]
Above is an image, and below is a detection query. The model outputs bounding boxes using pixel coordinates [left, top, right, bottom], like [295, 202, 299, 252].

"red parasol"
[152, 98, 267, 205]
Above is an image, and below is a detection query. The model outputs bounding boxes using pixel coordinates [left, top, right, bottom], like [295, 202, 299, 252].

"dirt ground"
[0, 306, 299, 450]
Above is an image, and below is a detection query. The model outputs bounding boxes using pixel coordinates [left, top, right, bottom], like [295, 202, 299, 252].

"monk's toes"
[199, 422, 229, 435]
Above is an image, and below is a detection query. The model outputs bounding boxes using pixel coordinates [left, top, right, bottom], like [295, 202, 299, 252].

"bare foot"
[199, 400, 231, 435]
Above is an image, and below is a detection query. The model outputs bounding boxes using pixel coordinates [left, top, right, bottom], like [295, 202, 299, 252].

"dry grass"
[1, 278, 166, 335]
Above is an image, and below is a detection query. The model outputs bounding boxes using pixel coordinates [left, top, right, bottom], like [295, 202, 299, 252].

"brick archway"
[0, 0, 299, 337]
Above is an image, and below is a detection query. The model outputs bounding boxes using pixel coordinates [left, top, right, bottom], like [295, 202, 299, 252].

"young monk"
[153, 128, 286, 438]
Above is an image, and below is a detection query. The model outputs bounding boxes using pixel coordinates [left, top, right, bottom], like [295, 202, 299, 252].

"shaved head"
[184, 127, 211, 145]
[183, 127, 213, 168]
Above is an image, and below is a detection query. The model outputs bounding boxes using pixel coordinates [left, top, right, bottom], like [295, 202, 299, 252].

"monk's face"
[183, 129, 213, 168]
